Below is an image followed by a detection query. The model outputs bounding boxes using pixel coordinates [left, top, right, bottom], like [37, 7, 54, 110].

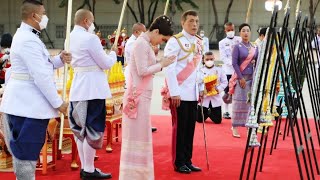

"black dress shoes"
[174, 165, 191, 174]
[82, 168, 112, 179]
[223, 112, 231, 119]
[80, 169, 84, 178]
[186, 164, 202, 172]
[94, 155, 99, 161]
[152, 127, 157, 132]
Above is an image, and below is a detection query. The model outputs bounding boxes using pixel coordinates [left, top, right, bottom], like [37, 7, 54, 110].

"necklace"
[240, 42, 252, 52]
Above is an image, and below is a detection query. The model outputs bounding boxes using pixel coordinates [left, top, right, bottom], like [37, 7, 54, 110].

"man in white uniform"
[69, 9, 117, 179]
[311, 26, 320, 50]
[255, 27, 267, 51]
[164, 10, 202, 174]
[0, 1, 71, 179]
[124, 23, 146, 68]
[218, 22, 241, 119]
[124, 22, 146, 86]
[200, 30, 209, 54]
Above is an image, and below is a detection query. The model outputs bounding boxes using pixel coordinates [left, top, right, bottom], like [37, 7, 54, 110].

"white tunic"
[124, 34, 137, 82]
[124, 34, 137, 64]
[202, 36, 210, 54]
[311, 35, 320, 50]
[69, 25, 117, 101]
[164, 30, 202, 101]
[218, 36, 242, 75]
[0, 22, 64, 119]
[198, 65, 228, 108]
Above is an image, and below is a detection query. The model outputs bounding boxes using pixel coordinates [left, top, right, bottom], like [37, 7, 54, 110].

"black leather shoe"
[186, 164, 202, 172]
[152, 127, 157, 132]
[223, 112, 231, 119]
[82, 168, 112, 179]
[80, 169, 84, 178]
[174, 165, 191, 174]
[94, 155, 99, 161]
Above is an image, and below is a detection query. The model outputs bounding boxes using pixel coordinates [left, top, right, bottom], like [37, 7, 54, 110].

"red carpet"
[0, 115, 319, 180]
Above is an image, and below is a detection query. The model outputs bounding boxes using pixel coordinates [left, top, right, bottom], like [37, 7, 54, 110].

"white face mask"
[121, 33, 126, 37]
[226, 31, 235, 38]
[200, 33, 204, 37]
[4, 48, 10, 54]
[87, 23, 95, 34]
[35, 14, 49, 30]
[205, 60, 214, 68]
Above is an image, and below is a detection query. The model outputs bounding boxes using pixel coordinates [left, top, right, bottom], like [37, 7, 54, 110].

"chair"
[105, 114, 122, 152]
[105, 93, 123, 153]
[36, 119, 58, 175]
[55, 116, 79, 170]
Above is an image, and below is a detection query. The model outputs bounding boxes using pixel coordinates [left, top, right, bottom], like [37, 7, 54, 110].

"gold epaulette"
[195, 34, 203, 40]
[172, 32, 195, 61]
[251, 42, 258, 48]
[173, 32, 184, 39]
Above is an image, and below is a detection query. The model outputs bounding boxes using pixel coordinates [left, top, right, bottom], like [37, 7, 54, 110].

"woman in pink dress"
[119, 15, 175, 180]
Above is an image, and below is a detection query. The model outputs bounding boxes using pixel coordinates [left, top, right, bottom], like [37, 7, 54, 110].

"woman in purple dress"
[229, 23, 258, 138]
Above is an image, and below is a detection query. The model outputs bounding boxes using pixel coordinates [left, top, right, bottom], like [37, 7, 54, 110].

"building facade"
[0, 0, 319, 49]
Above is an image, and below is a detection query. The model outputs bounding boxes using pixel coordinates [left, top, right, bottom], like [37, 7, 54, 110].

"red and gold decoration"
[105, 62, 125, 152]
[203, 74, 219, 96]
[108, 28, 129, 57]
[0, 123, 12, 170]
[96, 31, 107, 47]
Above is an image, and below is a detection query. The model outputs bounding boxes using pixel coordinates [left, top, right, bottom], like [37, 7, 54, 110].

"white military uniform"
[199, 66, 228, 108]
[202, 36, 210, 54]
[124, 34, 137, 84]
[164, 30, 202, 169]
[1, 22, 64, 119]
[218, 36, 242, 75]
[69, 25, 117, 101]
[0, 22, 65, 180]
[124, 34, 137, 63]
[311, 35, 320, 50]
[69, 25, 117, 176]
[254, 38, 263, 52]
[164, 30, 202, 101]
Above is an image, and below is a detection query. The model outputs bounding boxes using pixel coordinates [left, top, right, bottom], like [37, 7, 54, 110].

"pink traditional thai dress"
[119, 32, 162, 180]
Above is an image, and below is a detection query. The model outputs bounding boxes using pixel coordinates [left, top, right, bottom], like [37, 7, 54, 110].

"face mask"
[200, 33, 204, 37]
[205, 60, 214, 68]
[87, 22, 95, 34]
[226, 31, 235, 38]
[35, 14, 49, 30]
[121, 33, 126, 37]
[4, 48, 10, 54]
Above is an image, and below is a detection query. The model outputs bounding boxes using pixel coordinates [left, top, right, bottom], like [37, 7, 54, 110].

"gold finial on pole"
[113, 0, 128, 50]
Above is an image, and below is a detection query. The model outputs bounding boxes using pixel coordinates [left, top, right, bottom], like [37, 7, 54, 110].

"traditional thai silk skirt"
[2, 114, 49, 160]
[69, 99, 106, 149]
[232, 75, 252, 127]
[119, 90, 154, 180]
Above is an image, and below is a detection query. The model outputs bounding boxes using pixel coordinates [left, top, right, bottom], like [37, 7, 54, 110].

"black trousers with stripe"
[197, 103, 222, 124]
[224, 74, 232, 94]
[170, 100, 198, 168]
